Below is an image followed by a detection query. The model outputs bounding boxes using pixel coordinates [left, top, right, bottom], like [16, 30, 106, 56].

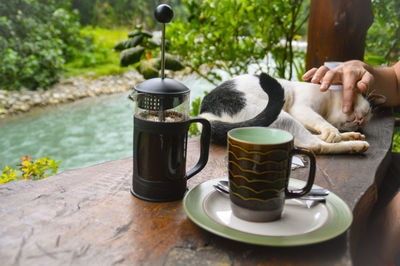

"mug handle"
[285, 147, 316, 198]
[186, 117, 211, 180]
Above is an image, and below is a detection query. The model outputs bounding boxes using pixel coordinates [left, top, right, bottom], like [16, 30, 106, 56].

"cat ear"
[367, 93, 387, 107]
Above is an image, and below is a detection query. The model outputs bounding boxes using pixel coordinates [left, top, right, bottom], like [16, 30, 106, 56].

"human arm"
[302, 60, 400, 113]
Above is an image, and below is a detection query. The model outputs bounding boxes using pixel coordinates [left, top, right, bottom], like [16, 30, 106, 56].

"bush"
[1, 156, 61, 184]
[167, 0, 309, 83]
[366, 0, 400, 64]
[70, 0, 185, 29]
[0, 0, 90, 90]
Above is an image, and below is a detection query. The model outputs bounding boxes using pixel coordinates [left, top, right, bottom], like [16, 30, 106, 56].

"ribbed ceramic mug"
[227, 127, 316, 222]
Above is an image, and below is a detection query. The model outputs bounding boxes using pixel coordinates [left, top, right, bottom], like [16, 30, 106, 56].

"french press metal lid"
[132, 4, 190, 123]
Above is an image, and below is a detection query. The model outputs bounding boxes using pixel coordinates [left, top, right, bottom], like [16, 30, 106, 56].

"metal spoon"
[214, 181, 326, 208]
[219, 180, 330, 196]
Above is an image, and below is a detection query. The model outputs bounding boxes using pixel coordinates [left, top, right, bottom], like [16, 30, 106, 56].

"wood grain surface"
[306, 0, 373, 70]
[0, 108, 394, 266]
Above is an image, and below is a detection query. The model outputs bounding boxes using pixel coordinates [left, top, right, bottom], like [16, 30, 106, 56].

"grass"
[63, 27, 131, 78]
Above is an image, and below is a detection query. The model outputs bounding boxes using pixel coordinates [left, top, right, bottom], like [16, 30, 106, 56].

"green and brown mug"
[227, 127, 316, 222]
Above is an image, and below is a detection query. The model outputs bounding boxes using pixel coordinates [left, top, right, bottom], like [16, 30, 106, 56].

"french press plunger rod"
[155, 4, 173, 79]
[155, 4, 174, 121]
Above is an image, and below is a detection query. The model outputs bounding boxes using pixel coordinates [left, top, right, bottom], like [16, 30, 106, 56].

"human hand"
[302, 60, 374, 114]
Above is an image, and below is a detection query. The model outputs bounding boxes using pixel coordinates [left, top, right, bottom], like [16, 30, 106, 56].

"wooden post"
[306, 0, 374, 70]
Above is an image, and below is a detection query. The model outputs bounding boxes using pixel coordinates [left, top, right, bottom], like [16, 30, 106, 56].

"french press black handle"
[186, 117, 211, 179]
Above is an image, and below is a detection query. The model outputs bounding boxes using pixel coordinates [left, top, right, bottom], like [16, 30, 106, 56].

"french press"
[131, 4, 211, 202]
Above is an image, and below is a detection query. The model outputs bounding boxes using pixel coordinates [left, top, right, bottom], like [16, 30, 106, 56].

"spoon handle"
[220, 180, 330, 196]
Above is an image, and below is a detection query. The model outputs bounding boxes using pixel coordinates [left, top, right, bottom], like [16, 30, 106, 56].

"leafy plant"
[64, 27, 130, 78]
[115, 25, 184, 79]
[0, 0, 92, 90]
[366, 0, 400, 64]
[189, 97, 202, 137]
[189, 90, 209, 137]
[393, 129, 400, 153]
[70, 0, 185, 29]
[1, 156, 61, 184]
[167, 0, 309, 84]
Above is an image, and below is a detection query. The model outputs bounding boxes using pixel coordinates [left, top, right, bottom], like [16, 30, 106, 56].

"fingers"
[302, 68, 317, 81]
[310, 66, 330, 84]
[320, 70, 337, 91]
[342, 87, 355, 114]
[302, 60, 373, 115]
[302, 66, 330, 83]
[302, 66, 338, 91]
[342, 69, 359, 113]
[341, 67, 373, 113]
[357, 71, 374, 93]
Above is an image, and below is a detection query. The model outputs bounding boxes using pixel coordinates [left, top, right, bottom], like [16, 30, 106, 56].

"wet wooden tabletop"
[0, 108, 394, 266]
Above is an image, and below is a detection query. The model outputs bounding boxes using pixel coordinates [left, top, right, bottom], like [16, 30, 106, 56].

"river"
[0, 76, 214, 172]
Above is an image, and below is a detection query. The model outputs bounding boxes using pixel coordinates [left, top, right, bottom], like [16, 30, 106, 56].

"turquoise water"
[0, 76, 213, 172]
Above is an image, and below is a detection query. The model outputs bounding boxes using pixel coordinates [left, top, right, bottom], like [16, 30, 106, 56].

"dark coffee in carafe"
[132, 112, 210, 202]
[135, 112, 187, 182]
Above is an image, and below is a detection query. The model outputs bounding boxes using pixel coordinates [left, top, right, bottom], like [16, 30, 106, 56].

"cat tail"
[208, 72, 285, 145]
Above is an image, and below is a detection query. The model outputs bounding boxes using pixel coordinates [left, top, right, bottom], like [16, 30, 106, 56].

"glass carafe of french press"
[131, 4, 211, 201]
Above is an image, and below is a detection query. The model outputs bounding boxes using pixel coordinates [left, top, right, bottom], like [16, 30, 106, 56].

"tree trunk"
[306, 0, 374, 70]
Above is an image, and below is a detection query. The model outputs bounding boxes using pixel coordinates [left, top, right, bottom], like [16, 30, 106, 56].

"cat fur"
[199, 73, 382, 154]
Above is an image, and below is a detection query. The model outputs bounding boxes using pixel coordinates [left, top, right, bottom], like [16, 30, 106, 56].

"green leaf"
[114, 40, 128, 51]
[165, 54, 185, 71]
[147, 38, 161, 49]
[138, 59, 159, 79]
[128, 30, 153, 38]
[155, 54, 184, 71]
[120, 47, 145, 67]
[124, 35, 144, 49]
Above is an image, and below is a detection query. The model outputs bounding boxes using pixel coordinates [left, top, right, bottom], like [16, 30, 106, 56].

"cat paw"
[349, 141, 370, 153]
[340, 132, 366, 141]
[318, 127, 341, 143]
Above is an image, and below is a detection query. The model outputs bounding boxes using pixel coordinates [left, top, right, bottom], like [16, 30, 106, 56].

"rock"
[20, 95, 31, 102]
[13, 103, 30, 112]
[0, 69, 147, 118]
[48, 98, 60, 105]
[31, 96, 43, 106]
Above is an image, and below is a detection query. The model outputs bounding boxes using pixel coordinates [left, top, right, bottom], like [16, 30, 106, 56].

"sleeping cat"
[199, 73, 385, 154]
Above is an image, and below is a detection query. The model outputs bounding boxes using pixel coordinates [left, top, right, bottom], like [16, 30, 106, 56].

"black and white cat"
[199, 73, 385, 154]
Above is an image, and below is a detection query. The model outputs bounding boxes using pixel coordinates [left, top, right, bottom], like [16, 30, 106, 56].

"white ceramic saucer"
[203, 190, 329, 237]
[183, 178, 352, 246]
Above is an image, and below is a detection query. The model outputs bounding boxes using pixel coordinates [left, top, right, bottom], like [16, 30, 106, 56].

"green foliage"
[159, 54, 185, 71]
[1, 156, 61, 184]
[189, 91, 209, 137]
[167, 0, 309, 83]
[0, 0, 92, 90]
[393, 130, 400, 152]
[116, 26, 184, 79]
[120, 47, 146, 66]
[189, 97, 202, 137]
[70, 0, 185, 29]
[64, 27, 129, 78]
[366, 0, 400, 64]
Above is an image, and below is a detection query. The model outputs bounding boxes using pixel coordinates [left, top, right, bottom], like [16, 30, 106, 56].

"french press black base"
[131, 105, 211, 202]
[132, 117, 189, 202]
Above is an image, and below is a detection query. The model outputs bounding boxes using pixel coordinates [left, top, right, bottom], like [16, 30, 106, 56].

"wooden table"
[0, 108, 394, 265]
